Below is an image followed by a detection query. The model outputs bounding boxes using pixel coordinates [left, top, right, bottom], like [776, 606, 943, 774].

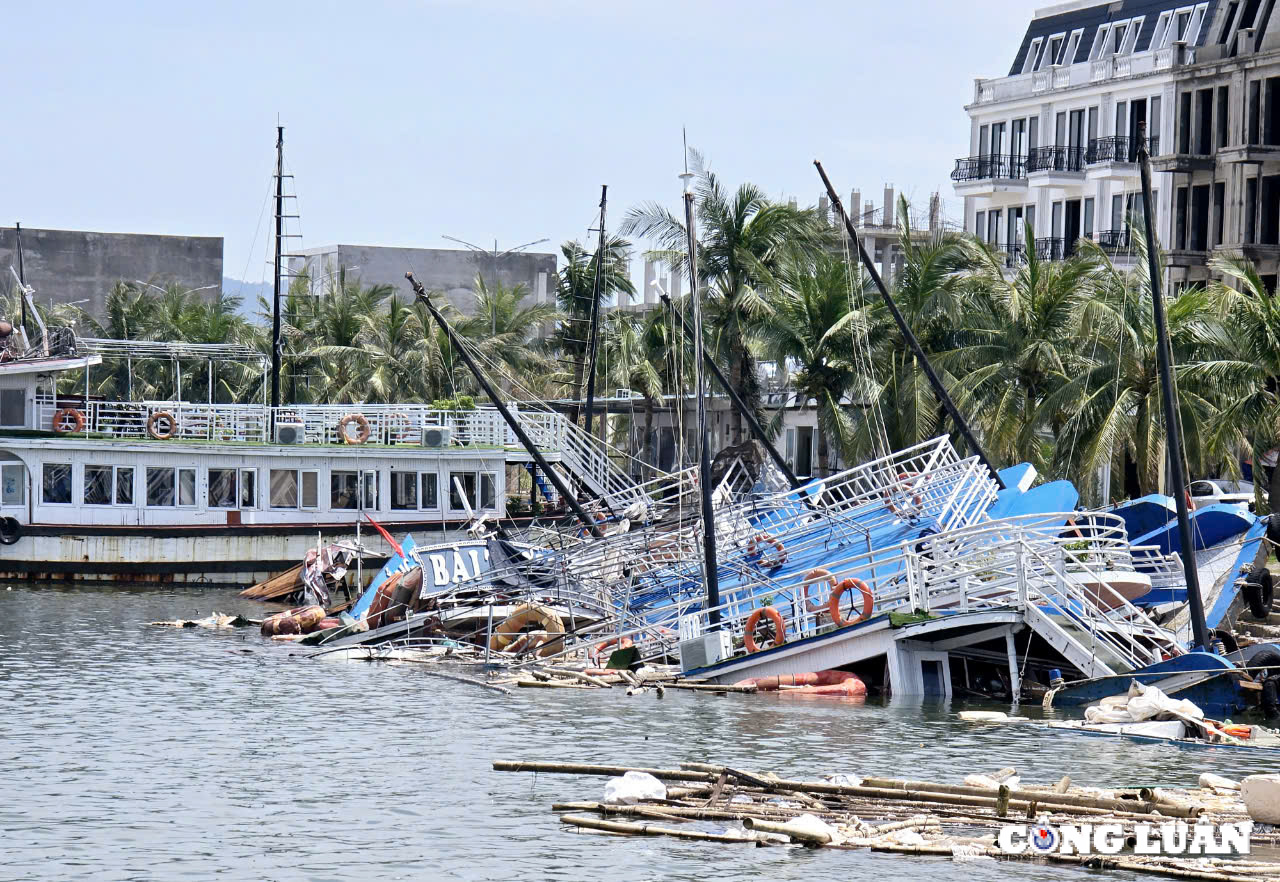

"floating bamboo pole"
[558, 813, 751, 843]
[861, 776, 1202, 819]
[421, 670, 512, 695]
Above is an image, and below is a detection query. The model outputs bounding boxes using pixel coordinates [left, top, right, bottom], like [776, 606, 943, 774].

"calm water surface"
[2, 585, 1275, 881]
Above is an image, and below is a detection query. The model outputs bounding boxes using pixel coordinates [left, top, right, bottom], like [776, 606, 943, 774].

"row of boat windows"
[25, 464, 499, 512]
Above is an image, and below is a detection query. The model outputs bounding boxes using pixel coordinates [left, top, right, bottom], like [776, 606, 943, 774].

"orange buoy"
[885, 471, 923, 516]
[260, 605, 327, 636]
[147, 410, 177, 440]
[752, 532, 787, 567]
[339, 412, 371, 444]
[801, 568, 836, 614]
[828, 577, 874, 628]
[743, 606, 786, 653]
[590, 634, 635, 666]
[52, 408, 86, 434]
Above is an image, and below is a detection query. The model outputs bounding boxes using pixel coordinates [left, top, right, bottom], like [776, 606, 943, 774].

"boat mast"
[659, 293, 801, 489]
[814, 161, 1005, 490]
[1136, 128, 1210, 652]
[681, 166, 722, 627]
[14, 222, 26, 335]
[405, 272, 603, 537]
[270, 125, 284, 410]
[583, 185, 608, 439]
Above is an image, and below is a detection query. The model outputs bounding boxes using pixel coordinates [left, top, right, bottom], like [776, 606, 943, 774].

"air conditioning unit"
[275, 420, 306, 445]
[421, 425, 452, 448]
[678, 630, 733, 673]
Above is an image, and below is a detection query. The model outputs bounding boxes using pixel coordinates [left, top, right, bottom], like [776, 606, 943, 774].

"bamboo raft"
[495, 759, 1280, 882]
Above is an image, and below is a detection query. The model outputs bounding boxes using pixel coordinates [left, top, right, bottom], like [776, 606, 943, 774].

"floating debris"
[147, 612, 252, 629]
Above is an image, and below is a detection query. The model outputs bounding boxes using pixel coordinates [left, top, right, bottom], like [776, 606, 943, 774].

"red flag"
[364, 512, 404, 558]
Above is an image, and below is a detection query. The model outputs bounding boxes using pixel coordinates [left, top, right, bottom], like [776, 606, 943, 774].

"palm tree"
[943, 224, 1100, 474]
[551, 237, 635, 412]
[454, 275, 559, 396]
[1046, 233, 1230, 503]
[759, 253, 864, 476]
[296, 272, 393, 403]
[598, 309, 669, 476]
[621, 160, 827, 445]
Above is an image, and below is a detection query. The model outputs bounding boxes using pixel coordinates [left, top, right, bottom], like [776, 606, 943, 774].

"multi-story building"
[953, 0, 1219, 276]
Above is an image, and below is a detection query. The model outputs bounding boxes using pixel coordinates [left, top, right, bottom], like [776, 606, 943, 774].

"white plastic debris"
[825, 773, 863, 787]
[957, 711, 1028, 723]
[603, 771, 668, 805]
[1200, 772, 1241, 791]
[964, 774, 1021, 790]
[951, 842, 995, 862]
[1242, 774, 1280, 824]
[781, 813, 840, 844]
[1084, 681, 1204, 724]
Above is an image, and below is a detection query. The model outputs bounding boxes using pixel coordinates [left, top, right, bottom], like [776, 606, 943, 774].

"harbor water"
[3, 584, 1274, 881]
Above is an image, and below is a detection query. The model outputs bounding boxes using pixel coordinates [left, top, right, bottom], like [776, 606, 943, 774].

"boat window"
[209, 469, 238, 508]
[270, 469, 298, 508]
[42, 463, 72, 504]
[115, 467, 134, 506]
[480, 472, 497, 510]
[301, 471, 318, 509]
[449, 472, 477, 511]
[84, 465, 113, 505]
[0, 389, 23, 427]
[331, 471, 360, 510]
[2, 463, 25, 506]
[146, 467, 175, 507]
[178, 469, 196, 507]
[391, 471, 417, 510]
[421, 473, 438, 509]
[1190, 480, 1215, 494]
[361, 470, 377, 511]
[240, 470, 256, 508]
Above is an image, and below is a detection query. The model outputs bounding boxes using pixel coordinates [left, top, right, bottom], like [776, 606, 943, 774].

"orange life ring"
[801, 567, 836, 614]
[52, 408, 85, 434]
[743, 606, 786, 653]
[749, 532, 787, 567]
[339, 413, 371, 444]
[590, 635, 634, 666]
[578, 511, 608, 539]
[147, 410, 177, 440]
[1221, 723, 1251, 739]
[885, 471, 923, 516]
[386, 411, 414, 443]
[828, 577, 874, 628]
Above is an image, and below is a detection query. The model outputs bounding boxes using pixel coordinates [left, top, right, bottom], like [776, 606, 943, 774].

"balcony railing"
[1091, 229, 1133, 252]
[1026, 145, 1085, 173]
[1002, 242, 1028, 268]
[1034, 237, 1081, 261]
[1086, 136, 1160, 163]
[950, 154, 1026, 182]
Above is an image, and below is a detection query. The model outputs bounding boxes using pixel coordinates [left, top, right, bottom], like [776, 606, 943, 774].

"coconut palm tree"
[454, 275, 559, 396]
[1045, 233, 1230, 503]
[758, 253, 864, 476]
[597, 309, 671, 476]
[621, 160, 828, 446]
[551, 237, 635, 412]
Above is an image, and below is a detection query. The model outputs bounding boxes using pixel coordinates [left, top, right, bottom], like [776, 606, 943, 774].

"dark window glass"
[421, 473, 438, 508]
[84, 465, 112, 505]
[331, 471, 359, 510]
[115, 467, 134, 505]
[147, 467, 175, 507]
[43, 463, 72, 504]
[270, 470, 297, 508]
[449, 472, 477, 510]
[240, 470, 256, 508]
[209, 469, 237, 508]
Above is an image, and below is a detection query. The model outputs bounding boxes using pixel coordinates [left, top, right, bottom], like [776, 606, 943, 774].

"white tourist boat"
[0, 333, 644, 587]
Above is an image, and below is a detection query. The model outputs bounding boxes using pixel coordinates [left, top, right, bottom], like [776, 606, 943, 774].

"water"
[1, 585, 1273, 881]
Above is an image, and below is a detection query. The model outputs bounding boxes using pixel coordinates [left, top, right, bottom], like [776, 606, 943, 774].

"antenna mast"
[270, 125, 284, 410]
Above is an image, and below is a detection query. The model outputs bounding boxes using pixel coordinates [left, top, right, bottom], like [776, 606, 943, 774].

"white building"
[953, 0, 1218, 271]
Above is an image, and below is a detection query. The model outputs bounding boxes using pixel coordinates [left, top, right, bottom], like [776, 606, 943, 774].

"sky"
[4, 0, 1036, 288]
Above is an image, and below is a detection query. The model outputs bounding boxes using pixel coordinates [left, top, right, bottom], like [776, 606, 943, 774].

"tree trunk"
[643, 399, 655, 480]
[728, 348, 746, 446]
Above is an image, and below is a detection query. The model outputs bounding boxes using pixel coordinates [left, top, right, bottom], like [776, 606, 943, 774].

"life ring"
[339, 413, 371, 445]
[577, 511, 608, 539]
[0, 516, 20, 546]
[749, 532, 787, 567]
[488, 602, 566, 657]
[828, 577, 874, 628]
[744, 606, 785, 653]
[801, 568, 836, 614]
[147, 411, 177, 440]
[590, 635, 635, 666]
[386, 411, 414, 443]
[885, 471, 923, 517]
[260, 605, 326, 636]
[52, 408, 85, 434]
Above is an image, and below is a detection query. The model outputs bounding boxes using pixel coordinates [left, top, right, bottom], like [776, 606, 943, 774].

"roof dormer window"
[1039, 33, 1065, 69]
[1090, 24, 1112, 59]
[1022, 37, 1044, 73]
[1156, 4, 1210, 48]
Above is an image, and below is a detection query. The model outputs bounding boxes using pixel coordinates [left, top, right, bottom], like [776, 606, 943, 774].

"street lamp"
[133, 281, 218, 297]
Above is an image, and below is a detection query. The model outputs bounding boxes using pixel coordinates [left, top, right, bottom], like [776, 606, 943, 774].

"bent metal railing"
[950, 154, 1026, 182]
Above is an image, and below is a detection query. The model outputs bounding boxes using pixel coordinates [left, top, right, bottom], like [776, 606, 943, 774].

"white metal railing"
[973, 50, 1172, 105]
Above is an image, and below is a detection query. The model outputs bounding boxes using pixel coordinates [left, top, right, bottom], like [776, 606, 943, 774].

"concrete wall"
[290, 245, 557, 317]
[0, 226, 223, 319]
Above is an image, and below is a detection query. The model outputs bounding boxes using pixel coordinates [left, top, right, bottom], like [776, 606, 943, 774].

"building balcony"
[1150, 150, 1215, 173]
[1027, 146, 1085, 187]
[970, 46, 1196, 108]
[950, 154, 1027, 196]
[1218, 144, 1280, 164]
[1034, 237, 1083, 261]
[1165, 248, 1209, 268]
[1085, 136, 1159, 181]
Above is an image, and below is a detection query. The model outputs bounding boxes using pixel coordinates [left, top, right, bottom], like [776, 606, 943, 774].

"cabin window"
[208, 468, 256, 509]
[146, 467, 196, 507]
[84, 466, 113, 505]
[421, 473, 439, 509]
[331, 471, 360, 510]
[42, 463, 72, 504]
[391, 471, 418, 510]
[0, 389, 23, 427]
[361, 470, 377, 510]
[116, 467, 134, 505]
[270, 469, 318, 509]
[449, 472, 477, 512]
[1, 463, 24, 505]
[480, 472, 496, 509]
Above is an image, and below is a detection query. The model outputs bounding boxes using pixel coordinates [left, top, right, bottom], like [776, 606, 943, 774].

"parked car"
[1189, 479, 1259, 511]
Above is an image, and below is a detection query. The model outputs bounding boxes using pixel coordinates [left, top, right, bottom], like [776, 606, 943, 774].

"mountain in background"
[221, 278, 271, 321]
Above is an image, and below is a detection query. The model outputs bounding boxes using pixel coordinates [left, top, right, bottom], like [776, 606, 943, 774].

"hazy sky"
[5, 0, 1035, 287]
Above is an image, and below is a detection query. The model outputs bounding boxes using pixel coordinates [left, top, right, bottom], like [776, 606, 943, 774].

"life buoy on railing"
[743, 606, 786, 653]
[748, 531, 787, 568]
[488, 602, 566, 657]
[885, 471, 923, 517]
[801, 568, 836, 614]
[147, 411, 177, 440]
[52, 408, 85, 434]
[590, 635, 634, 666]
[0, 516, 21, 546]
[577, 511, 607, 539]
[386, 411, 414, 443]
[339, 413, 371, 445]
[828, 577, 874, 628]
